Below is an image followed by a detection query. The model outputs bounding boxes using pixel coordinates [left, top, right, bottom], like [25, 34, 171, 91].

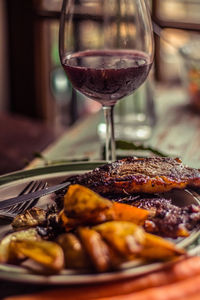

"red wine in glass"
[62, 50, 152, 106]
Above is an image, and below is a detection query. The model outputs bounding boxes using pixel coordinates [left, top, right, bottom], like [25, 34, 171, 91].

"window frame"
[152, 0, 200, 80]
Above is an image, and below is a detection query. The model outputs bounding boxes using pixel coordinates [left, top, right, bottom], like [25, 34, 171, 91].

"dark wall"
[6, 0, 38, 118]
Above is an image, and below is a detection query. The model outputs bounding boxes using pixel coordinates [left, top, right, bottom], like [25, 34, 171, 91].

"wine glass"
[59, 0, 154, 162]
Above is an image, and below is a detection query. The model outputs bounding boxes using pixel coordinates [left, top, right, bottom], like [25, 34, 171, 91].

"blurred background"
[0, 0, 200, 173]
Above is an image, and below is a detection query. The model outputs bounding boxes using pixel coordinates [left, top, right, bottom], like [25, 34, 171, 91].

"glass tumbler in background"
[179, 39, 200, 112]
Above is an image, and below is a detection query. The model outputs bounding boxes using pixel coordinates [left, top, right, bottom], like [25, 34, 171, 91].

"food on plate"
[0, 227, 64, 272]
[56, 185, 200, 239]
[94, 221, 183, 260]
[139, 233, 184, 259]
[0, 184, 185, 274]
[78, 227, 112, 272]
[62, 157, 200, 195]
[94, 221, 144, 257]
[12, 207, 46, 229]
[61, 184, 149, 227]
[113, 196, 200, 238]
[135, 198, 200, 238]
[0, 228, 40, 263]
[10, 239, 64, 273]
[63, 184, 115, 223]
[57, 233, 91, 269]
[112, 202, 149, 225]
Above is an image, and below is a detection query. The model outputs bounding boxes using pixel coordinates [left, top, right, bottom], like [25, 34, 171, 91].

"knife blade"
[0, 181, 71, 210]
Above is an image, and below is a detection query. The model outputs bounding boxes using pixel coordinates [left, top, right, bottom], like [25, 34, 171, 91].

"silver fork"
[0, 181, 47, 221]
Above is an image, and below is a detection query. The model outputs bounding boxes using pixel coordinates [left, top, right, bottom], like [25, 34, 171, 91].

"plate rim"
[0, 161, 105, 187]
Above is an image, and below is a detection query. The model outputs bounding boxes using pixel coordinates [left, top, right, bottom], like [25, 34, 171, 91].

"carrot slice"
[112, 202, 149, 225]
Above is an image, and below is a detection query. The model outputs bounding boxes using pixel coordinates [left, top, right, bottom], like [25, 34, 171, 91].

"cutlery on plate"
[0, 181, 71, 211]
[0, 181, 47, 220]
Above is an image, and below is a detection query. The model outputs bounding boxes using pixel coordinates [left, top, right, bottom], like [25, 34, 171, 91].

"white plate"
[0, 162, 199, 285]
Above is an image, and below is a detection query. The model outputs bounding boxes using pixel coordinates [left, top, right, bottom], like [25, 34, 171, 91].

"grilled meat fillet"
[66, 157, 200, 195]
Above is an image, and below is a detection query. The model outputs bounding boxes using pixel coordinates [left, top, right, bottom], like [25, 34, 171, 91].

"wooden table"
[29, 85, 200, 169]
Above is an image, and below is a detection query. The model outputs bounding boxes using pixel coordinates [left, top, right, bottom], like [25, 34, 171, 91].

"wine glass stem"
[103, 105, 116, 162]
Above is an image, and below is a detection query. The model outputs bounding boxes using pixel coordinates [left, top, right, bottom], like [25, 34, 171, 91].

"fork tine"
[19, 182, 48, 212]
[6, 181, 36, 213]
[29, 181, 43, 193]
[10, 181, 43, 214]
[18, 181, 35, 196]
[15, 181, 46, 213]
[0, 180, 48, 221]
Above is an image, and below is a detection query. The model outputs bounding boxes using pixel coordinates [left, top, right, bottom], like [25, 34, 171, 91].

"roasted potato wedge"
[64, 184, 113, 219]
[10, 240, 64, 273]
[94, 221, 145, 257]
[59, 210, 83, 231]
[0, 228, 39, 263]
[138, 233, 185, 260]
[57, 233, 91, 269]
[12, 207, 46, 229]
[60, 209, 116, 229]
[78, 227, 113, 272]
[61, 185, 149, 227]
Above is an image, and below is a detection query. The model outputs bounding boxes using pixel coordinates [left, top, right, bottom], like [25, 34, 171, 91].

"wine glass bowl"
[59, 0, 154, 161]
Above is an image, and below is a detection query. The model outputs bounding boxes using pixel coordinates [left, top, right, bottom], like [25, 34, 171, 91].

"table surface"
[29, 85, 200, 169]
[1, 85, 200, 299]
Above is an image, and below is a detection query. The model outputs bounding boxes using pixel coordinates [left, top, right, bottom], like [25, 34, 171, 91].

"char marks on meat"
[65, 157, 200, 195]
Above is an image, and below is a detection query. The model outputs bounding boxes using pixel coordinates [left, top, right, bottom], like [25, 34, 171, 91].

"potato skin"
[57, 233, 91, 269]
[78, 227, 112, 272]
[64, 184, 112, 218]
[11, 240, 64, 273]
[0, 228, 39, 264]
[94, 221, 145, 257]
